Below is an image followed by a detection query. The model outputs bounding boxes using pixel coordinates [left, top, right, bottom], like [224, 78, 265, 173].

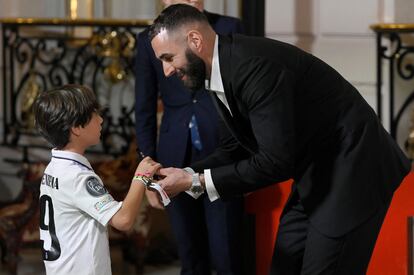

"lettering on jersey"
[85, 176, 108, 197]
[41, 173, 59, 190]
[94, 195, 114, 211]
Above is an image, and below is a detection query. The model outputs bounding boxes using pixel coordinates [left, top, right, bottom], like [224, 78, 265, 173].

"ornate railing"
[371, 23, 414, 144]
[1, 18, 151, 159]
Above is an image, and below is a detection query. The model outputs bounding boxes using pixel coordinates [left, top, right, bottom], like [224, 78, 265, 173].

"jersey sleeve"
[69, 171, 122, 226]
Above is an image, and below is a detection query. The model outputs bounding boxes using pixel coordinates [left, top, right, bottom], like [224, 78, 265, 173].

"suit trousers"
[167, 193, 244, 275]
[270, 191, 391, 275]
[166, 136, 245, 275]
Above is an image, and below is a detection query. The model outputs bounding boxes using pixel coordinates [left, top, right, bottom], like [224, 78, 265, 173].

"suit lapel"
[217, 35, 243, 121]
[214, 35, 257, 154]
[217, 35, 234, 110]
[209, 91, 257, 155]
[209, 91, 233, 126]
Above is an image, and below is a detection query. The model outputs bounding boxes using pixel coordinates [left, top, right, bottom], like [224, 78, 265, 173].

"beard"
[179, 48, 206, 91]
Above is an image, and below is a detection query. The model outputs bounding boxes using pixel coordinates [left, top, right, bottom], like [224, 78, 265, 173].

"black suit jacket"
[193, 34, 411, 237]
[135, 11, 243, 167]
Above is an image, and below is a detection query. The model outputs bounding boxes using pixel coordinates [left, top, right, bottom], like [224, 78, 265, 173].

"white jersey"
[39, 149, 122, 275]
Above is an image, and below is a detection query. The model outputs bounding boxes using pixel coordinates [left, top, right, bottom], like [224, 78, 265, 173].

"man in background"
[134, 1, 245, 274]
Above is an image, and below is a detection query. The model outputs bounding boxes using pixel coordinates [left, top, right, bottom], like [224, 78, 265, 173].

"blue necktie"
[189, 114, 203, 151]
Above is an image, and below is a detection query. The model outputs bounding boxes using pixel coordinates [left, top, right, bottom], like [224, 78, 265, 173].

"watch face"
[191, 185, 203, 194]
[190, 173, 203, 194]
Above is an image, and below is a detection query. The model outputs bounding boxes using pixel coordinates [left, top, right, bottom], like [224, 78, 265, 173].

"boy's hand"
[135, 156, 161, 178]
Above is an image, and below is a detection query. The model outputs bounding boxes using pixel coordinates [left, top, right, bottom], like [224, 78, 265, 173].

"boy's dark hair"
[33, 84, 100, 149]
[148, 4, 209, 41]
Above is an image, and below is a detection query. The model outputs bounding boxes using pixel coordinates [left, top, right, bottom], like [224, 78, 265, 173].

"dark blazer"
[135, 11, 243, 167]
[192, 34, 411, 237]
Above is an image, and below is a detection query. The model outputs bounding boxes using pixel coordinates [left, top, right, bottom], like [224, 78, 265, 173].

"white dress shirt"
[203, 35, 232, 202]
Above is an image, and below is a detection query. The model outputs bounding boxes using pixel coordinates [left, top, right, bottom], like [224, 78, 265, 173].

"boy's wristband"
[135, 172, 151, 177]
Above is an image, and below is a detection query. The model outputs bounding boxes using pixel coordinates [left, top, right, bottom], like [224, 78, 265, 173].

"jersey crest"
[85, 176, 108, 197]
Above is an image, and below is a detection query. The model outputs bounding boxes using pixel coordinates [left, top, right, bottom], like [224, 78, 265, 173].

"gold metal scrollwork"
[20, 71, 40, 129]
[91, 30, 135, 83]
[406, 109, 414, 160]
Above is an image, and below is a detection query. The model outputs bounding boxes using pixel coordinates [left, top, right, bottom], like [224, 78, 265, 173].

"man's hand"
[145, 189, 164, 210]
[156, 167, 192, 197]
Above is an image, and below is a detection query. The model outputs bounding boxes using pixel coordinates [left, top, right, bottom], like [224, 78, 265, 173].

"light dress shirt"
[203, 35, 233, 202]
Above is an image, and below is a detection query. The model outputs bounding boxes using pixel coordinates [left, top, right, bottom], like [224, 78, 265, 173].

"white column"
[395, 0, 414, 22]
[380, 0, 395, 22]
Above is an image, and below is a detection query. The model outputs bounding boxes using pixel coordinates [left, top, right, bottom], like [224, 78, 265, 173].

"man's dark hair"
[33, 84, 100, 149]
[148, 4, 209, 41]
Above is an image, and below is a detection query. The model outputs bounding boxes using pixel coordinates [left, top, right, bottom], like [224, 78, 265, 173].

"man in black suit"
[148, 4, 411, 275]
[134, 1, 245, 274]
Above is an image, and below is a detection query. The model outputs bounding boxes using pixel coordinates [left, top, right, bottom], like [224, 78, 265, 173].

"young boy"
[33, 84, 161, 275]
